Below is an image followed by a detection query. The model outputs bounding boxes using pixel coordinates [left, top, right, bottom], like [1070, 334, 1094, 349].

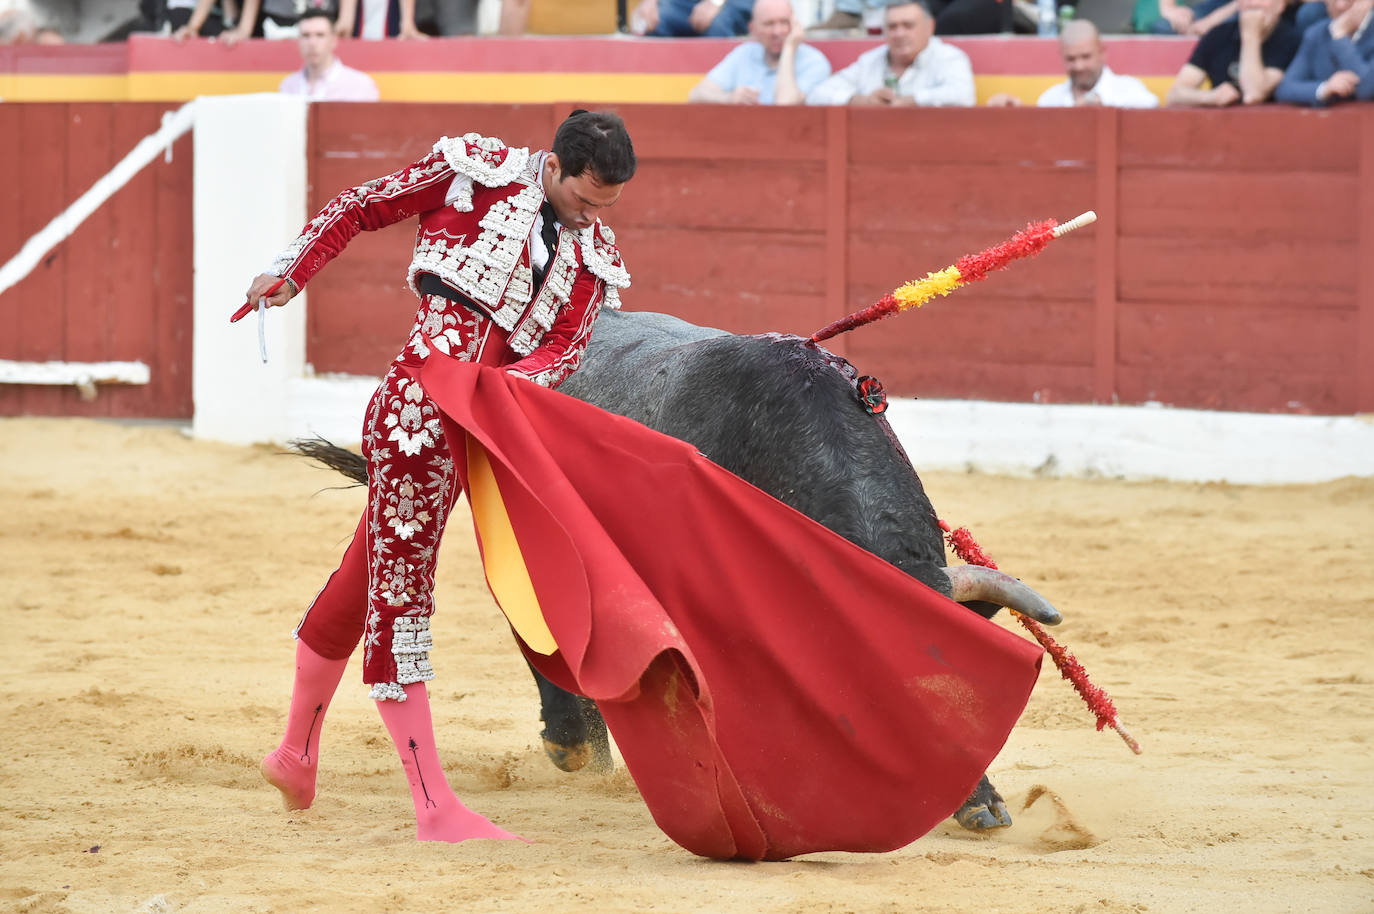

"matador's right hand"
[232, 273, 297, 322]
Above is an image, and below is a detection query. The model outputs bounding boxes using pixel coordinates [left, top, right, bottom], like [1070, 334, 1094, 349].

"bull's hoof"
[953, 801, 1013, 831]
[540, 700, 613, 773]
[542, 738, 597, 772]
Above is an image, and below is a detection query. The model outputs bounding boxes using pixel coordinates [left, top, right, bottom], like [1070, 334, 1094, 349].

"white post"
[191, 93, 309, 445]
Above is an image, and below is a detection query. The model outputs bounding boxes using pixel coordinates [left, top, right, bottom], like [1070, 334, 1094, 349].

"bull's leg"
[954, 775, 1013, 830]
[527, 661, 612, 773]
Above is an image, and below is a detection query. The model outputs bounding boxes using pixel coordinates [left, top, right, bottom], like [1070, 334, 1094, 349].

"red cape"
[419, 357, 1043, 861]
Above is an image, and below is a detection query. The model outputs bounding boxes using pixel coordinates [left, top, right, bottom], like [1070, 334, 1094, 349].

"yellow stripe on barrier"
[127, 72, 290, 100]
[465, 434, 558, 655]
[0, 72, 1169, 106]
[0, 74, 129, 101]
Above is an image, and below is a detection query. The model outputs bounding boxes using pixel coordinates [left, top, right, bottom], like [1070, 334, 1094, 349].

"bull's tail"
[291, 436, 368, 486]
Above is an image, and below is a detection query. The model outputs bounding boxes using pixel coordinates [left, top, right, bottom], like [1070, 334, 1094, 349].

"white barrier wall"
[192, 93, 310, 445]
[187, 95, 1374, 483]
[883, 399, 1374, 485]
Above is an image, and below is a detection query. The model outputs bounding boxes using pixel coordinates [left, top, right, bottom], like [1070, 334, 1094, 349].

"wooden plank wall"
[305, 103, 1372, 414]
[1115, 109, 1361, 414]
[0, 102, 192, 418]
[3, 102, 1371, 418]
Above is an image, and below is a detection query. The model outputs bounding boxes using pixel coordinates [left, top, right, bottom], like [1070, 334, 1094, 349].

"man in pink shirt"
[278, 8, 380, 101]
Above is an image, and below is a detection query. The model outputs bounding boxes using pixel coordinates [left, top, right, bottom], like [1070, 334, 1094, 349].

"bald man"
[689, 0, 832, 104]
[1039, 21, 1160, 107]
[984, 21, 1158, 108]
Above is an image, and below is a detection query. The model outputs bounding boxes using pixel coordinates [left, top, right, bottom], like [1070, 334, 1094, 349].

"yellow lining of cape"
[466, 434, 558, 655]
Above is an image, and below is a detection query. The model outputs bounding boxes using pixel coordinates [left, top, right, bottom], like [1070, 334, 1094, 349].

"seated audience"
[815, 0, 1009, 34]
[0, 0, 37, 43]
[1276, 0, 1374, 103]
[336, 0, 424, 38]
[689, 0, 831, 104]
[169, 0, 232, 39]
[807, 0, 975, 106]
[1165, 0, 1300, 105]
[241, 0, 340, 39]
[630, 0, 754, 37]
[1135, 0, 1238, 35]
[427, 0, 478, 35]
[1031, 20, 1160, 106]
[280, 8, 380, 99]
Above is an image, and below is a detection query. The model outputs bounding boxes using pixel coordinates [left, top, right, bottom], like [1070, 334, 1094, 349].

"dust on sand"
[2, 418, 1371, 913]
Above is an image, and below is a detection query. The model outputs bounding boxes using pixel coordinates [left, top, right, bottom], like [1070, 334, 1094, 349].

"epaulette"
[576, 222, 631, 295]
[433, 133, 533, 188]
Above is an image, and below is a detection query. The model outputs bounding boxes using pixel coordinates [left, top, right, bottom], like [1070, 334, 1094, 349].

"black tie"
[533, 200, 558, 294]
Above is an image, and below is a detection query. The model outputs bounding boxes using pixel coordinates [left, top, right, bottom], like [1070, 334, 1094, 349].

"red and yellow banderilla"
[810, 211, 1098, 343]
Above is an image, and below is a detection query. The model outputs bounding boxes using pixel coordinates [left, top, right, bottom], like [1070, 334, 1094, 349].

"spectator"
[814, 0, 1009, 34]
[240, 0, 341, 39]
[1293, 0, 1334, 29]
[336, 0, 424, 38]
[109, 0, 223, 40]
[1165, 0, 1300, 105]
[1035, 20, 1160, 106]
[807, 0, 975, 106]
[426, 0, 478, 35]
[629, 0, 754, 37]
[173, 0, 242, 41]
[280, 8, 380, 99]
[0, 0, 37, 44]
[1135, 0, 1238, 35]
[1276, 0, 1374, 104]
[688, 0, 831, 104]
[810, 0, 885, 32]
[498, 0, 529, 33]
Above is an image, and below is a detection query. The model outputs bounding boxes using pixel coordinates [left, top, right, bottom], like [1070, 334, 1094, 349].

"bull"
[301, 307, 1063, 832]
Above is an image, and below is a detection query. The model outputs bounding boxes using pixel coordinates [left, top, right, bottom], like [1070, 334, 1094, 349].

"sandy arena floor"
[1, 417, 1371, 914]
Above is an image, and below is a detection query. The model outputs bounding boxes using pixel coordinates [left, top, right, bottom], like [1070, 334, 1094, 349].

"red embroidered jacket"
[268, 132, 631, 389]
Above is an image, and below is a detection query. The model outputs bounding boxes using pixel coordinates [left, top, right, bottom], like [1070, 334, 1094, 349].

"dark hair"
[299, 8, 337, 26]
[551, 109, 636, 186]
[885, 0, 934, 18]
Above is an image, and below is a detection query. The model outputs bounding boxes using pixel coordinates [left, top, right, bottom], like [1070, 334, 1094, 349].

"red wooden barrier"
[3, 102, 1372, 418]
[0, 103, 193, 418]
[302, 103, 1374, 415]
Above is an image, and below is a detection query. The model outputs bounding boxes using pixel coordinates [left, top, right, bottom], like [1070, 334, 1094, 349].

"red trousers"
[295, 292, 515, 700]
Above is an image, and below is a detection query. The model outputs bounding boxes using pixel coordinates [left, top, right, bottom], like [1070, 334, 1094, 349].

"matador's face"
[543, 155, 624, 232]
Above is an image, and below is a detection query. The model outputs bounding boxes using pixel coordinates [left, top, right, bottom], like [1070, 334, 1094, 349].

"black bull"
[302, 308, 1063, 832]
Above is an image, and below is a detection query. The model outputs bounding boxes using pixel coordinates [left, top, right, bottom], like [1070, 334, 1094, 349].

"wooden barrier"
[0, 102, 193, 418]
[302, 103, 1374, 415]
[2, 101, 1372, 418]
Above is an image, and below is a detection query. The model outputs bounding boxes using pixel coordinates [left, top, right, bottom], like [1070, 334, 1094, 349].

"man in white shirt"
[279, 9, 380, 102]
[806, 0, 975, 107]
[1036, 21, 1159, 107]
[689, 0, 832, 105]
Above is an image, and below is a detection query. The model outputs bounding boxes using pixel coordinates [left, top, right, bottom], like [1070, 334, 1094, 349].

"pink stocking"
[261, 640, 349, 810]
[376, 682, 528, 844]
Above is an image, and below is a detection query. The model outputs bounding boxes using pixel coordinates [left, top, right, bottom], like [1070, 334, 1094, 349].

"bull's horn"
[941, 565, 1062, 625]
